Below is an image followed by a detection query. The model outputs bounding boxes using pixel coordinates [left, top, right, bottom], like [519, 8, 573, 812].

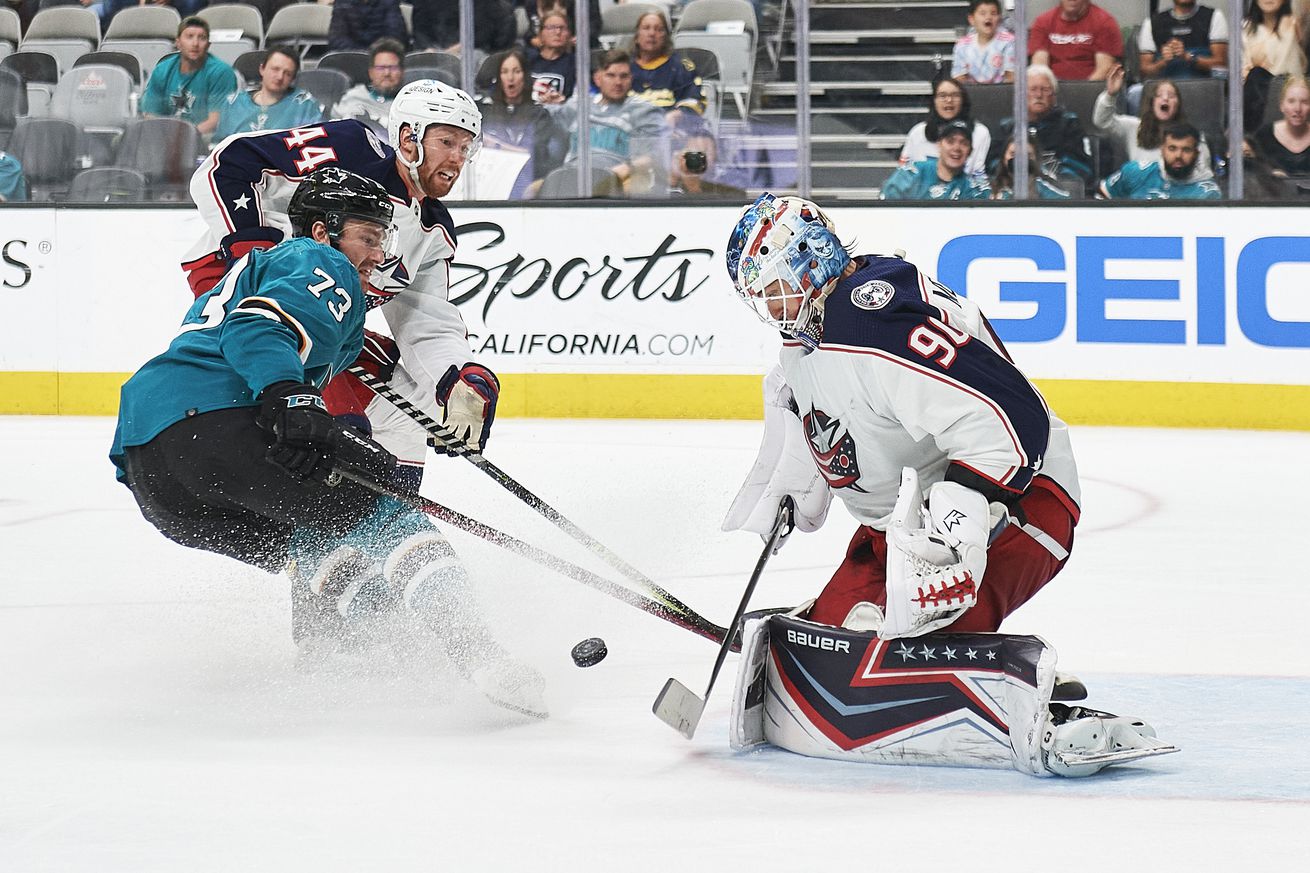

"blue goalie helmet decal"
[725, 192, 850, 339]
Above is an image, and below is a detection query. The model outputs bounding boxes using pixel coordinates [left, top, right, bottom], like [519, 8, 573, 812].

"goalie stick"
[347, 366, 687, 612]
[652, 498, 793, 739]
[330, 467, 732, 646]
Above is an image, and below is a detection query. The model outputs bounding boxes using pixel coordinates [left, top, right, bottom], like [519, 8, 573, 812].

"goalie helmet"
[725, 193, 850, 345]
[387, 79, 483, 186]
[288, 166, 394, 245]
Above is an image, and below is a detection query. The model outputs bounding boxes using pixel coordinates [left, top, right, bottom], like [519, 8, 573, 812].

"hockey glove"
[257, 381, 397, 485]
[434, 363, 500, 454]
[722, 366, 831, 550]
[354, 329, 400, 382]
[880, 469, 1005, 639]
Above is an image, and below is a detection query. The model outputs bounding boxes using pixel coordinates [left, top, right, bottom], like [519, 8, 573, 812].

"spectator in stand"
[0, 151, 27, 202]
[331, 38, 406, 129]
[213, 45, 323, 141]
[1244, 74, 1310, 193]
[480, 47, 567, 197]
[541, 49, 666, 195]
[140, 17, 238, 139]
[527, 8, 577, 103]
[1029, 0, 1122, 81]
[1241, 0, 1307, 132]
[629, 10, 707, 124]
[327, 0, 409, 54]
[522, 0, 602, 50]
[103, 0, 207, 28]
[882, 119, 991, 200]
[952, 0, 1016, 84]
[1101, 122, 1222, 199]
[1138, 0, 1228, 82]
[1094, 64, 1213, 178]
[667, 117, 746, 198]
[411, 0, 517, 55]
[900, 77, 991, 176]
[989, 136, 1073, 199]
[988, 65, 1095, 194]
[1242, 0, 1306, 78]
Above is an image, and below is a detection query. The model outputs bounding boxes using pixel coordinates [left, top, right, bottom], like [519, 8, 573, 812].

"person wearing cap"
[881, 119, 992, 200]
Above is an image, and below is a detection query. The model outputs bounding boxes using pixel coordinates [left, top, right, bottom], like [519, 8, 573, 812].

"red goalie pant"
[808, 477, 1079, 632]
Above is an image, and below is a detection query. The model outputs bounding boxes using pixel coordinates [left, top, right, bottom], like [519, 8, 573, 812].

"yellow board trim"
[1, 372, 1308, 431]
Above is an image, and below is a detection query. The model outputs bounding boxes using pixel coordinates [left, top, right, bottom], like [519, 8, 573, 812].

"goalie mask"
[725, 193, 850, 346]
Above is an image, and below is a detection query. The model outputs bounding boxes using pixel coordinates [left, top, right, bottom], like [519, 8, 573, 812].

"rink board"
[0, 204, 1306, 428]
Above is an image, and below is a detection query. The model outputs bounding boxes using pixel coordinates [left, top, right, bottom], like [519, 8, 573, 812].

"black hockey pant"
[121, 407, 383, 573]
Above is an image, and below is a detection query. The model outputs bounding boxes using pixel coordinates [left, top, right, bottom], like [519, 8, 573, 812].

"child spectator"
[952, 0, 1016, 84]
[1093, 64, 1214, 178]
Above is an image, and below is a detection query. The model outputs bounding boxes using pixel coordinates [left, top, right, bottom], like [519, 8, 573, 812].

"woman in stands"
[480, 47, 566, 198]
[1244, 75, 1310, 194]
[898, 77, 991, 177]
[1240, 0, 1307, 130]
[1093, 63, 1213, 177]
[628, 10, 707, 125]
[989, 135, 1073, 200]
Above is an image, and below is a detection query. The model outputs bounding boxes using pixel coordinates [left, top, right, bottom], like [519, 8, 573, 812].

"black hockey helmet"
[287, 166, 394, 243]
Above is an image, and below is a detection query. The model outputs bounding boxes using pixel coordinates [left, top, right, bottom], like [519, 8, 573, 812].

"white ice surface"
[2, 417, 1307, 871]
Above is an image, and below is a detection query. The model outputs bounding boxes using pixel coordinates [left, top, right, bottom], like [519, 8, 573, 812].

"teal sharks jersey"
[111, 238, 366, 472]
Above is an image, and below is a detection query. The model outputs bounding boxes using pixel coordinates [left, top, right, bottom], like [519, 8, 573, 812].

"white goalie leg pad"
[728, 617, 772, 752]
[881, 468, 981, 639]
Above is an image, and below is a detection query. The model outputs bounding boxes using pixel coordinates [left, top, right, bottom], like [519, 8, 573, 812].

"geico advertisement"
[0, 206, 1306, 383]
[837, 206, 1310, 384]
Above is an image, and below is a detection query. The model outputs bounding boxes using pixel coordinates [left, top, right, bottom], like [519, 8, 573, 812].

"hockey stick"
[346, 366, 682, 609]
[332, 467, 732, 646]
[651, 497, 794, 740]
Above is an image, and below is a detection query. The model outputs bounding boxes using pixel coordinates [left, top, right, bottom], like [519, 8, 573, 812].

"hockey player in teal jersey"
[111, 167, 546, 718]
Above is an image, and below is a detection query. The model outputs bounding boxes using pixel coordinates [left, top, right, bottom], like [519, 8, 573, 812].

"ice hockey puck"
[571, 637, 607, 668]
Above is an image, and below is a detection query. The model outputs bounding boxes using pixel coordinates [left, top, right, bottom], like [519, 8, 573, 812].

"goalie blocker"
[730, 614, 1178, 777]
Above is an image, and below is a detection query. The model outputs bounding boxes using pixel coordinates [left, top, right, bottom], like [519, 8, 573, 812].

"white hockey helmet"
[725, 193, 850, 341]
[387, 79, 483, 184]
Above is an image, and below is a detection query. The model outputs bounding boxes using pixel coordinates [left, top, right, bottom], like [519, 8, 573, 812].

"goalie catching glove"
[257, 381, 398, 485]
[880, 466, 1007, 639]
[434, 363, 500, 454]
[722, 366, 831, 549]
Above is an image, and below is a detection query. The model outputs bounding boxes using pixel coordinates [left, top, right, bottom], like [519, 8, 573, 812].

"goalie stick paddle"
[331, 468, 731, 646]
[652, 498, 794, 740]
[346, 366, 689, 614]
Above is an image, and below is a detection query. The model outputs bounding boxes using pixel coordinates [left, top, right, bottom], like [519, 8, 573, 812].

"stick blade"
[652, 678, 705, 740]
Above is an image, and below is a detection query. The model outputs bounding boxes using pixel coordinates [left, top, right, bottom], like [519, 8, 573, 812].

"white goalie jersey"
[779, 254, 1081, 528]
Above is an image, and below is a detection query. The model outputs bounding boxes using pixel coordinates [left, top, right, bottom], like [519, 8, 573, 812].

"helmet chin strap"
[398, 125, 427, 196]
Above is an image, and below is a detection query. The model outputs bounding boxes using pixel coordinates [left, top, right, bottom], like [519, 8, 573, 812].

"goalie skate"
[1042, 703, 1179, 777]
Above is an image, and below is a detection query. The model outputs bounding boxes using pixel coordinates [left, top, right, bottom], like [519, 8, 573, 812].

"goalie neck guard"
[725, 193, 851, 348]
